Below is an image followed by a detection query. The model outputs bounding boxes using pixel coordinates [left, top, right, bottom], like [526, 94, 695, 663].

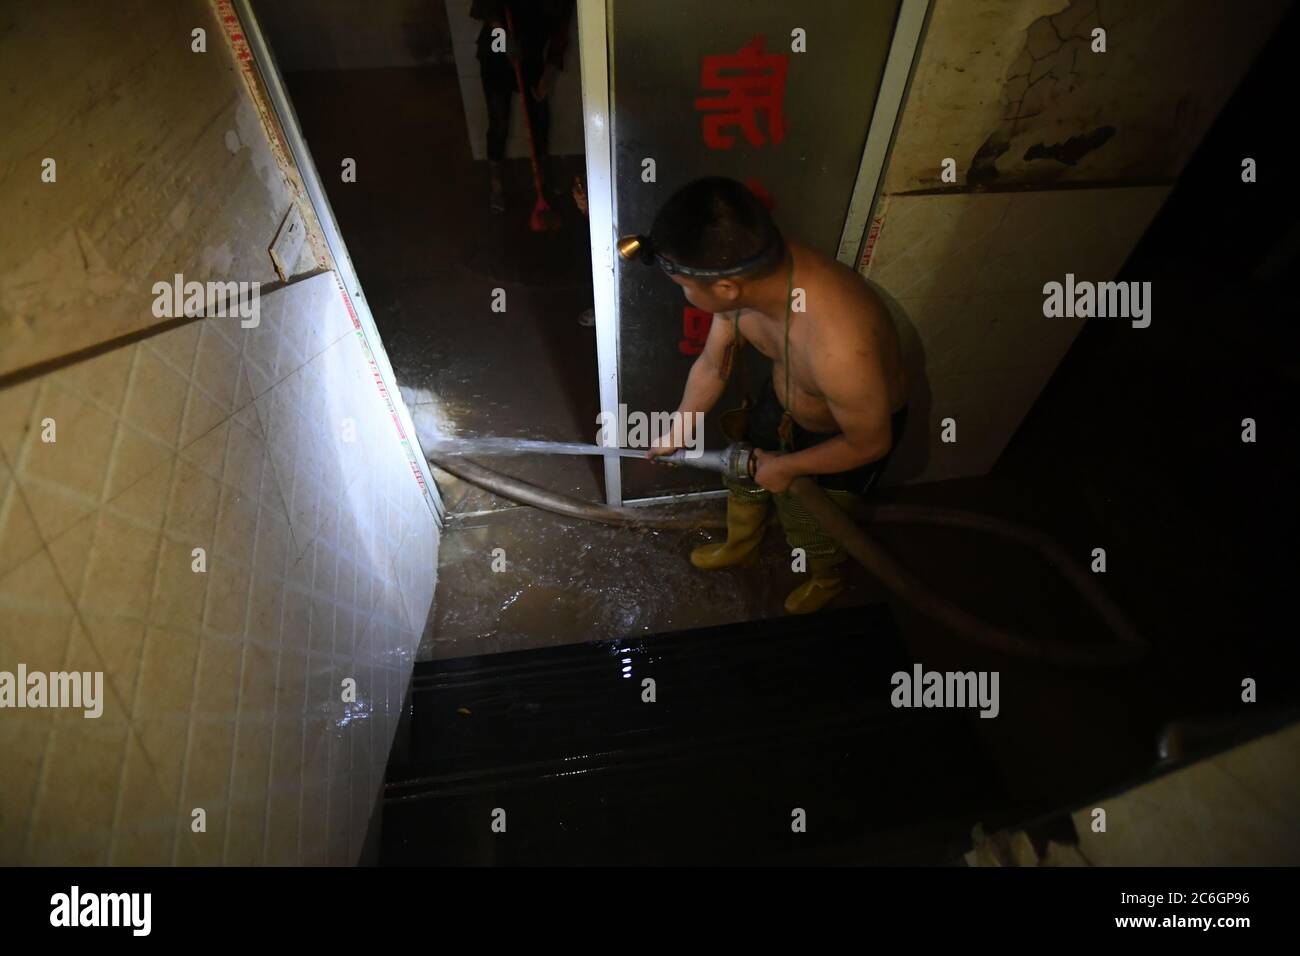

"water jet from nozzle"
[422, 436, 756, 483]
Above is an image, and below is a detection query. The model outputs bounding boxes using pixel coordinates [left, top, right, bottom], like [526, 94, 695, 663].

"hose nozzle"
[658, 443, 756, 483]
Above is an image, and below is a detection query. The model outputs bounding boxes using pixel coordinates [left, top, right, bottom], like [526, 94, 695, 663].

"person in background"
[573, 175, 595, 327]
[470, 0, 575, 213]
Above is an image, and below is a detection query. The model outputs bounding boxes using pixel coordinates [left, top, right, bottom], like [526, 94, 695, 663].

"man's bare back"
[732, 241, 906, 435]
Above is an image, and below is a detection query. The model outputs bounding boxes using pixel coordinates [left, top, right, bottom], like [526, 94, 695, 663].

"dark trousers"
[746, 377, 907, 494]
[480, 54, 550, 161]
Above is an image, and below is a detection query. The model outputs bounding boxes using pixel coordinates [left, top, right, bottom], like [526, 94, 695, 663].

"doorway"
[240, 0, 929, 515]
[247, 0, 604, 515]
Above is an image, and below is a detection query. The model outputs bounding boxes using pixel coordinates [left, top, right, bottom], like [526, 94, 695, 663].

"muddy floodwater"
[421, 500, 904, 660]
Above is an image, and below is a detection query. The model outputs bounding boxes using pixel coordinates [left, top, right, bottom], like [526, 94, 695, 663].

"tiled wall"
[0, 0, 439, 864]
[0, 0, 323, 378]
[0, 274, 437, 864]
[865, 0, 1286, 486]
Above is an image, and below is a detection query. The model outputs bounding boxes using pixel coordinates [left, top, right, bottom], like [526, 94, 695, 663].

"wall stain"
[969, 0, 1108, 184]
[1024, 125, 1116, 165]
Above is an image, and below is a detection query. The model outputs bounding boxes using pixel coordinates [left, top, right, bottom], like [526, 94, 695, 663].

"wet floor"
[424, 498, 883, 660]
[423, 470, 1122, 664]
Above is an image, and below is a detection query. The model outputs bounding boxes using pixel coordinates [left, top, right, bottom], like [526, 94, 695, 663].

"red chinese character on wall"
[679, 307, 713, 355]
[695, 37, 789, 149]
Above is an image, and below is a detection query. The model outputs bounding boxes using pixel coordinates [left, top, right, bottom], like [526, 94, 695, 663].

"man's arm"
[647, 314, 737, 457]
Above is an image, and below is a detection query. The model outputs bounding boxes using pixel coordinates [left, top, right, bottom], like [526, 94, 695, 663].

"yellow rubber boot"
[690, 494, 769, 569]
[784, 558, 845, 614]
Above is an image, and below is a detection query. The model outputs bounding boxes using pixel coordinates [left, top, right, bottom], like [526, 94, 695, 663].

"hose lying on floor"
[429, 455, 1147, 668]
[433, 455, 725, 530]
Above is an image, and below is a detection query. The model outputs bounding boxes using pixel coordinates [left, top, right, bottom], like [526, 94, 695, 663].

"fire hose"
[427, 442, 1147, 668]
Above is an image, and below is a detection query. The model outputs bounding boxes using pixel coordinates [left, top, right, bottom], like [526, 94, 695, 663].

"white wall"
[867, 0, 1288, 486]
[0, 0, 438, 865]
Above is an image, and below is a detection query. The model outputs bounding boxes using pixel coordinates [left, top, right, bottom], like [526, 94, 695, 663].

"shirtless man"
[622, 177, 908, 614]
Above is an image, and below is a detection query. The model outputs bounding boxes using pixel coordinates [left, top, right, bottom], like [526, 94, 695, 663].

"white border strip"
[577, 0, 623, 506]
[837, 0, 932, 266]
[230, 0, 446, 526]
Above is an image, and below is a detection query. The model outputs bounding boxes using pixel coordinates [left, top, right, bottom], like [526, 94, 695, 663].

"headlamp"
[616, 232, 783, 279]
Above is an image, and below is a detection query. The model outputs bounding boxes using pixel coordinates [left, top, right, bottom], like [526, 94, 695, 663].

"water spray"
[425, 437, 757, 484]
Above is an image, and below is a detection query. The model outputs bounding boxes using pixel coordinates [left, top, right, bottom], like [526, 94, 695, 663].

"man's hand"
[752, 448, 796, 493]
[645, 431, 682, 460]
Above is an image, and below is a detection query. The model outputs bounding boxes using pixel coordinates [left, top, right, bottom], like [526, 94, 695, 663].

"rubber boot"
[784, 556, 845, 614]
[773, 487, 859, 615]
[690, 494, 769, 569]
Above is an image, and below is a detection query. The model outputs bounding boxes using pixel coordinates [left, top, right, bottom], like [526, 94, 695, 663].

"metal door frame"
[576, 0, 624, 505]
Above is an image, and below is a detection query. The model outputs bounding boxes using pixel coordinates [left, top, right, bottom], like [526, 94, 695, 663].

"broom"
[505, 8, 562, 232]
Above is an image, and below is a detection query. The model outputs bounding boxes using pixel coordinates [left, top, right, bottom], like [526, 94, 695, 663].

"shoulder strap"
[732, 310, 755, 404]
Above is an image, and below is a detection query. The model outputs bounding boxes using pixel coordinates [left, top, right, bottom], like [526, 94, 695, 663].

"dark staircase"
[381, 604, 1008, 865]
